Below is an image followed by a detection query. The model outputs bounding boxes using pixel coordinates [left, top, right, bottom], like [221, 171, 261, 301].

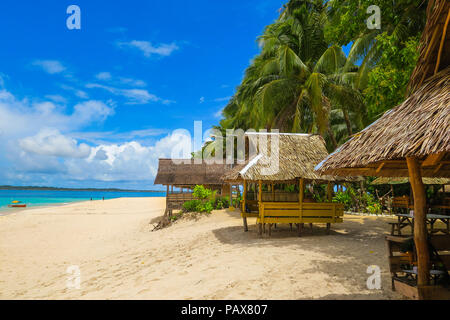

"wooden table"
[390, 213, 450, 235]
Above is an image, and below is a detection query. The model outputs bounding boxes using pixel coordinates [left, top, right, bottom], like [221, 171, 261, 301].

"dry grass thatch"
[408, 0, 450, 93]
[316, 67, 450, 177]
[154, 159, 232, 186]
[222, 133, 353, 182]
[371, 177, 450, 185]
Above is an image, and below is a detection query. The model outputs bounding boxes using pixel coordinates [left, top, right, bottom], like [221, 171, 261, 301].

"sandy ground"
[0, 197, 405, 300]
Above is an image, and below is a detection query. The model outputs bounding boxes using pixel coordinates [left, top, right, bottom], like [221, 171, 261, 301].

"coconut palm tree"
[218, 0, 365, 150]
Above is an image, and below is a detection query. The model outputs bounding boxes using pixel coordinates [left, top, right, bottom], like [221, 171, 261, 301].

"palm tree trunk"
[327, 124, 338, 150]
[342, 109, 353, 136]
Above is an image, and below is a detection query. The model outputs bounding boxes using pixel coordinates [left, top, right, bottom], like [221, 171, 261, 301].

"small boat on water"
[8, 200, 27, 208]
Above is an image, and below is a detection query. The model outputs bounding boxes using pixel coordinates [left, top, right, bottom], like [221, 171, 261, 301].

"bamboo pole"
[271, 182, 274, 202]
[327, 182, 332, 202]
[243, 180, 248, 232]
[406, 157, 430, 288]
[229, 184, 233, 209]
[258, 180, 263, 231]
[299, 178, 305, 204]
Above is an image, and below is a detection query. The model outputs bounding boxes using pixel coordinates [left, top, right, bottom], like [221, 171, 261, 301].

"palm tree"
[219, 0, 365, 150]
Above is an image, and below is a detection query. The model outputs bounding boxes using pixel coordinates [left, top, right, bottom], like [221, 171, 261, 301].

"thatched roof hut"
[154, 158, 232, 187]
[315, 67, 450, 177]
[371, 177, 450, 185]
[222, 132, 354, 183]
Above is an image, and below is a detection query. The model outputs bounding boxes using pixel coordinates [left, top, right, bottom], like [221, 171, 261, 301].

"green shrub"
[214, 197, 230, 210]
[193, 185, 212, 200]
[367, 203, 382, 215]
[182, 200, 202, 213]
[332, 191, 353, 210]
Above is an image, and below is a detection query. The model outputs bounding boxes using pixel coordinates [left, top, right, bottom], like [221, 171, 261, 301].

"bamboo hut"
[316, 0, 450, 299]
[222, 132, 351, 236]
[154, 159, 235, 215]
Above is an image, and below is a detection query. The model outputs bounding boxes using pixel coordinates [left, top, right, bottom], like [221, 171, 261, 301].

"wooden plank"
[422, 152, 446, 167]
[264, 210, 301, 217]
[394, 280, 419, 300]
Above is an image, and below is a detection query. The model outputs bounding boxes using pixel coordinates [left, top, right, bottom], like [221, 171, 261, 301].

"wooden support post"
[406, 157, 430, 288]
[271, 183, 275, 202]
[243, 180, 248, 232]
[258, 180, 263, 233]
[327, 182, 332, 202]
[229, 183, 233, 209]
[326, 223, 331, 235]
[299, 179, 304, 203]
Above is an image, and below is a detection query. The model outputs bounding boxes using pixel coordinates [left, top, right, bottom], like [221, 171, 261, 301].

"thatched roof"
[222, 133, 353, 183]
[154, 159, 232, 186]
[316, 1, 450, 179]
[408, 0, 450, 93]
[371, 177, 450, 185]
[315, 67, 450, 177]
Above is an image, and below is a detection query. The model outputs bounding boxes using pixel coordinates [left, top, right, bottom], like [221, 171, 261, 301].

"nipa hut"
[222, 132, 354, 236]
[154, 159, 235, 215]
[316, 0, 450, 299]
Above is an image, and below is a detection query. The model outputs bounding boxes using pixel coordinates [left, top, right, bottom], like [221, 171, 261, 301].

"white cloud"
[19, 128, 91, 159]
[199, 96, 205, 104]
[60, 84, 89, 99]
[0, 83, 190, 188]
[214, 96, 231, 102]
[214, 108, 224, 118]
[95, 72, 112, 80]
[86, 83, 174, 105]
[95, 72, 146, 87]
[44, 94, 67, 104]
[32, 60, 66, 74]
[65, 131, 192, 183]
[117, 40, 179, 57]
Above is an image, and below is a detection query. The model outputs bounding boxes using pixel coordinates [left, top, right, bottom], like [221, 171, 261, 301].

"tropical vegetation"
[215, 0, 426, 150]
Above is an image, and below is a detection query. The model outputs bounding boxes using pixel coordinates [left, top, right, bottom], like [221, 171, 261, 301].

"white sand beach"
[0, 197, 403, 299]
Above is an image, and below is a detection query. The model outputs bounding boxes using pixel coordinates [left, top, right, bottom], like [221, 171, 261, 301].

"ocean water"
[0, 189, 166, 212]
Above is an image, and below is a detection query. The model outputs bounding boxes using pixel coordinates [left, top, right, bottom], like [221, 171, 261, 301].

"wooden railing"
[166, 193, 194, 210]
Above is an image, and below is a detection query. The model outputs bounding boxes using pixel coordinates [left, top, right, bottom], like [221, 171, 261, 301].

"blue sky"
[0, 0, 286, 190]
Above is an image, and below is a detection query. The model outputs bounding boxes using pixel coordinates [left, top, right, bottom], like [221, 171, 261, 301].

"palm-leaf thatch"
[408, 0, 450, 93]
[371, 177, 450, 185]
[222, 133, 354, 182]
[315, 67, 450, 177]
[154, 159, 232, 187]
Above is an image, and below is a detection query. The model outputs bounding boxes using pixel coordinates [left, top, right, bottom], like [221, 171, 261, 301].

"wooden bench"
[257, 202, 344, 236]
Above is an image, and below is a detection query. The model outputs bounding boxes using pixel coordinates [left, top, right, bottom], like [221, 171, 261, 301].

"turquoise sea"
[0, 189, 166, 213]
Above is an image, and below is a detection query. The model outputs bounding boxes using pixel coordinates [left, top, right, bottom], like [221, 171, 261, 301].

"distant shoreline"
[0, 186, 162, 193]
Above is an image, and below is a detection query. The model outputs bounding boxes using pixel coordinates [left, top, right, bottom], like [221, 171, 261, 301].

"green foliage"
[216, 0, 364, 151]
[367, 203, 382, 215]
[182, 199, 202, 212]
[182, 186, 228, 214]
[193, 185, 213, 200]
[332, 190, 353, 210]
[214, 197, 230, 210]
[364, 35, 420, 120]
